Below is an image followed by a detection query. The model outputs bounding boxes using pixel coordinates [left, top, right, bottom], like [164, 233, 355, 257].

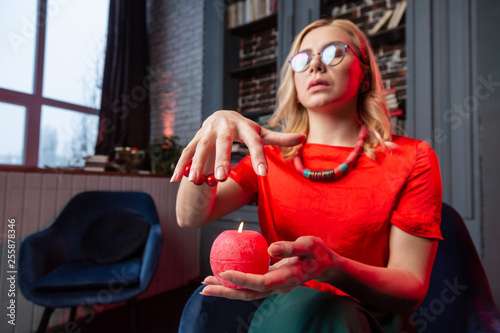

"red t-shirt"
[229, 135, 443, 295]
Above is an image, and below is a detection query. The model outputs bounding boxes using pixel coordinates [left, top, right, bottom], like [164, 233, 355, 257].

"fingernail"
[216, 166, 227, 180]
[269, 244, 282, 256]
[220, 272, 233, 282]
[188, 169, 198, 182]
[257, 164, 267, 177]
[170, 172, 177, 182]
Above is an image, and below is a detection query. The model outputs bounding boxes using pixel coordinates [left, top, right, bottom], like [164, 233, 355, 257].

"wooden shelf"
[0, 165, 166, 177]
[240, 109, 274, 120]
[229, 14, 277, 36]
[368, 25, 405, 47]
[229, 59, 276, 78]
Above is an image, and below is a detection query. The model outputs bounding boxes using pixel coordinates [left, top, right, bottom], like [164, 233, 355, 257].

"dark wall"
[473, 0, 500, 309]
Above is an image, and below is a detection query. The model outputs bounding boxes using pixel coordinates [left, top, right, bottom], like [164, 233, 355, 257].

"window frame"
[0, 0, 102, 167]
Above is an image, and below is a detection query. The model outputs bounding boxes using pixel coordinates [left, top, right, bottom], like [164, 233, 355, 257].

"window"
[0, 102, 26, 165]
[0, 0, 109, 167]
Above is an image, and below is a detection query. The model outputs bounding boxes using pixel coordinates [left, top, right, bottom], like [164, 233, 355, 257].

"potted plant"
[149, 136, 183, 176]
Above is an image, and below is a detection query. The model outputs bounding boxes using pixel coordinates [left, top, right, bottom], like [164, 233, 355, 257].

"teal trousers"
[248, 287, 403, 333]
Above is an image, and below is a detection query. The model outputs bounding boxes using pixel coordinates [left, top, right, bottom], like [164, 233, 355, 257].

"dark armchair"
[19, 191, 163, 333]
[413, 202, 500, 332]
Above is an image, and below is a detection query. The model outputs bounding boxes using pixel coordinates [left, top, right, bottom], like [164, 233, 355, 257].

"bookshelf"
[367, 1, 406, 47]
[368, 24, 406, 47]
[226, 0, 278, 29]
[229, 12, 277, 36]
[225, 2, 278, 124]
[320, 0, 408, 133]
[229, 59, 276, 78]
[219, 1, 279, 159]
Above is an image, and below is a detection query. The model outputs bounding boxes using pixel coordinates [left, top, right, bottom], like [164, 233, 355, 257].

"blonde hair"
[269, 18, 394, 160]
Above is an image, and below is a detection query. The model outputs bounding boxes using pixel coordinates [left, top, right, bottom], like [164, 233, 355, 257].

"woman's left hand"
[200, 236, 338, 300]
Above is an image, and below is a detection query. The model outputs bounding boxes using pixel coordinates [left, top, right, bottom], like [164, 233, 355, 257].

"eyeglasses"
[288, 43, 361, 73]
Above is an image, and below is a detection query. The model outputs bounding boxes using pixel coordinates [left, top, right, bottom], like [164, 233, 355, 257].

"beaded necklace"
[293, 124, 368, 182]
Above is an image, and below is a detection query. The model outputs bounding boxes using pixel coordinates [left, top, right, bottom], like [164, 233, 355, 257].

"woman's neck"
[306, 106, 360, 147]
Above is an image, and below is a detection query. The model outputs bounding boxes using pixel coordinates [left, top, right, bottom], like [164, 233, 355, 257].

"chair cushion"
[81, 209, 150, 264]
[34, 258, 141, 291]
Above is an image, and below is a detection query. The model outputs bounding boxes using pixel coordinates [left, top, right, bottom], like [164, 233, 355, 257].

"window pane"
[0, 102, 26, 165]
[0, 0, 37, 94]
[39, 106, 98, 168]
[42, 0, 109, 108]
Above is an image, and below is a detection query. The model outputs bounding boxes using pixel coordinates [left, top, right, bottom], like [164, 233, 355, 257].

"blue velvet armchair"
[19, 191, 163, 333]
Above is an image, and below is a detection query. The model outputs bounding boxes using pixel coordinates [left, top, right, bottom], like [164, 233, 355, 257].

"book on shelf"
[269, 0, 278, 15]
[83, 166, 106, 172]
[258, 0, 267, 20]
[384, 88, 404, 132]
[390, 115, 406, 134]
[390, 109, 404, 118]
[84, 161, 106, 168]
[238, 1, 245, 26]
[384, 88, 399, 111]
[85, 155, 109, 163]
[245, 0, 253, 24]
[83, 155, 109, 172]
[227, 0, 278, 29]
[387, 0, 407, 30]
[368, 9, 393, 35]
[227, 3, 235, 28]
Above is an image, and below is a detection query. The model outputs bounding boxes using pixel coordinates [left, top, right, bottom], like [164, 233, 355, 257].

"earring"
[361, 81, 370, 92]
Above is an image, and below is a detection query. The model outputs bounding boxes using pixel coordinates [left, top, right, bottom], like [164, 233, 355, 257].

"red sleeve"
[390, 141, 443, 240]
[228, 154, 259, 203]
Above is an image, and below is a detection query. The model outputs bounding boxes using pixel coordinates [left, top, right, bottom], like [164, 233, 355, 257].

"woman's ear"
[359, 68, 372, 92]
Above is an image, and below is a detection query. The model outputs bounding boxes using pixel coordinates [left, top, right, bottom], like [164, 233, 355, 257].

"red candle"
[210, 222, 270, 289]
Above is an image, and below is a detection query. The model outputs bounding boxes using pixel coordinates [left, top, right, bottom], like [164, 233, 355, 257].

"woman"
[172, 18, 442, 332]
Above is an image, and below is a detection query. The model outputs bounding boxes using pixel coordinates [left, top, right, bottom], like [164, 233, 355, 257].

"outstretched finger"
[200, 283, 271, 301]
[201, 275, 221, 285]
[170, 143, 197, 182]
[239, 126, 268, 177]
[260, 128, 306, 147]
[189, 132, 217, 182]
[171, 125, 212, 182]
[219, 267, 302, 294]
[214, 130, 234, 181]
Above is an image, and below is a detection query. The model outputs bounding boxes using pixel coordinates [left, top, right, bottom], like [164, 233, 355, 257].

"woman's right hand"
[170, 110, 305, 183]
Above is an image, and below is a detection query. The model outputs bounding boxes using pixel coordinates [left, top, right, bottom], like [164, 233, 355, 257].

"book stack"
[384, 88, 404, 132]
[227, 0, 278, 29]
[385, 88, 402, 117]
[387, 0, 407, 30]
[83, 155, 109, 172]
[368, 0, 407, 35]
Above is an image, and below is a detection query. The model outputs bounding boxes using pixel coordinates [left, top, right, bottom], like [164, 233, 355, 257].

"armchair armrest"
[139, 224, 163, 289]
[19, 227, 69, 298]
